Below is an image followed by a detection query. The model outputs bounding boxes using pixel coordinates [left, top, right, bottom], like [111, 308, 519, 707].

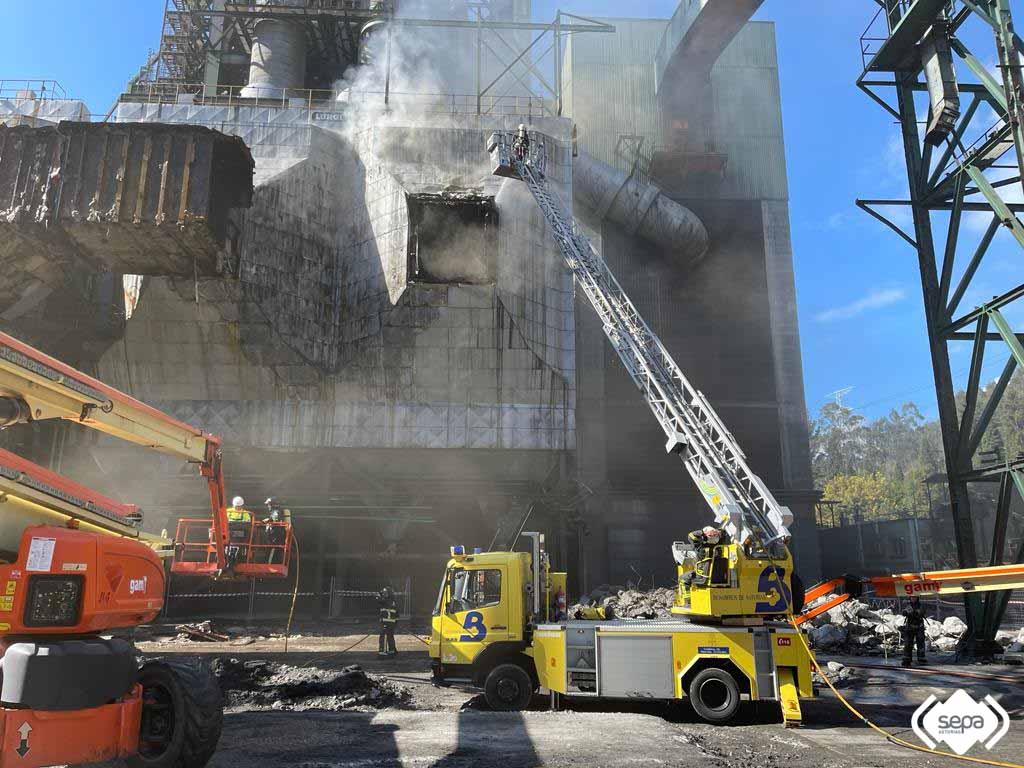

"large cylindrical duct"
[240, 17, 307, 99]
[573, 153, 709, 267]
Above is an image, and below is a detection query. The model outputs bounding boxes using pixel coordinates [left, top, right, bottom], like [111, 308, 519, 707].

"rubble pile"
[812, 660, 858, 688]
[159, 621, 259, 646]
[806, 599, 970, 654]
[569, 586, 676, 619]
[998, 628, 1024, 662]
[211, 658, 411, 712]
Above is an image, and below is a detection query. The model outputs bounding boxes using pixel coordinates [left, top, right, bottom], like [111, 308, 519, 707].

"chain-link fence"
[864, 591, 1024, 630]
[163, 576, 412, 622]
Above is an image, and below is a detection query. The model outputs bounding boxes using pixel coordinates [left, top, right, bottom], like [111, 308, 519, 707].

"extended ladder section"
[488, 131, 793, 549]
[0, 331, 290, 577]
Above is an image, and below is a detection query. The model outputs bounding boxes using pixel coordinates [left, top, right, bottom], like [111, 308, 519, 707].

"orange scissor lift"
[0, 330, 290, 768]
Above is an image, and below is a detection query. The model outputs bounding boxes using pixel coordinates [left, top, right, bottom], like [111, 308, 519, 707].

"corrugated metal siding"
[564, 19, 667, 178]
[564, 17, 788, 200]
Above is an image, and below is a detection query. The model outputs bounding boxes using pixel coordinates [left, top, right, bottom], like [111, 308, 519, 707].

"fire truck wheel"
[688, 667, 740, 724]
[484, 663, 534, 711]
[129, 658, 224, 768]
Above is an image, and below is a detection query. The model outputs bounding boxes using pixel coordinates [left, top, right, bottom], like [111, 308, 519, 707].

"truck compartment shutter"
[597, 635, 674, 699]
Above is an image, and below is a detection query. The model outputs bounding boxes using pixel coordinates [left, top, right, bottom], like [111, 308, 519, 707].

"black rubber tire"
[128, 658, 223, 768]
[688, 667, 741, 724]
[483, 663, 534, 711]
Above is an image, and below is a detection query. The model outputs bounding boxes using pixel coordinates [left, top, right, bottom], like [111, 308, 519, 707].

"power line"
[840, 353, 1014, 413]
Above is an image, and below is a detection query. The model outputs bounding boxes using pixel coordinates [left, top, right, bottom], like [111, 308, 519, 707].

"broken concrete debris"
[812, 660, 858, 688]
[211, 659, 411, 712]
[174, 621, 231, 642]
[569, 586, 676, 620]
[806, 598, 975, 654]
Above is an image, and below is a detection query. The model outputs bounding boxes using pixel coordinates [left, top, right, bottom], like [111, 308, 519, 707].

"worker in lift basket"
[901, 595, 928, 667]
[512, 123, 529, 161]
[260, 497, 290, 564]
[224, 495, 253, 567]
[378, 587, 399, 657]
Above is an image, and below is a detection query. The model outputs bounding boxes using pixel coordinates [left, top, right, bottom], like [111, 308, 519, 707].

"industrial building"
[0, 0, 818, 615]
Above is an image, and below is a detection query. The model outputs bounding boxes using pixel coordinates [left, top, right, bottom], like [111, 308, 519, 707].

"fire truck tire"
[688, 667, 740, 724]
[483, 663, 534, 711]
[128, 658, 223, 768]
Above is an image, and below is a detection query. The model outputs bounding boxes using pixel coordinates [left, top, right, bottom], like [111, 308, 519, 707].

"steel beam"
[856, 0, 1024, 651]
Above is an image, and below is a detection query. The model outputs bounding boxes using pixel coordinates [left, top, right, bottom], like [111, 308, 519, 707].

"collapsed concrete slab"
[0, 121, 254, 281]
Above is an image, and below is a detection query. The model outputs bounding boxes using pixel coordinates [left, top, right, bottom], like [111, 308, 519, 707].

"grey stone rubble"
[805, 598, 991, 655]
[812, 660, 857, 688]
[569, 585, 676, 620]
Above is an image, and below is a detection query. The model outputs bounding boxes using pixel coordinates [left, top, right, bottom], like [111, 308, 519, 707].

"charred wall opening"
[407, 193, 497, 285]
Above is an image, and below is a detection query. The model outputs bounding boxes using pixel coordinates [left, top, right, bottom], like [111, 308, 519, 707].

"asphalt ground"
[133, 623, 1024, 768]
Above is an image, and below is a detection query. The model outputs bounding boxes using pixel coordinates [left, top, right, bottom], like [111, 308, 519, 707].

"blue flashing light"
[451, 545, 466, 556]
[473, 547, 483, 554]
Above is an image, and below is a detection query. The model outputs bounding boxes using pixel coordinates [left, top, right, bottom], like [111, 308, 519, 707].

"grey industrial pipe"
[573, 152, 709, 267]
[240, 15, 307, 100]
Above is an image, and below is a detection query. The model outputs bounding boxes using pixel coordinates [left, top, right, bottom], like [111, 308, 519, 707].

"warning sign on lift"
[26, 538, 55, 572]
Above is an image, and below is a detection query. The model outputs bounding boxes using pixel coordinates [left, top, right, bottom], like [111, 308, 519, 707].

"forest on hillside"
[810, 370, 1023, 557]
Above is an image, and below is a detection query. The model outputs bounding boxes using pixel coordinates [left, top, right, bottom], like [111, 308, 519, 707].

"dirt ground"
[134, 621, 1024, 768]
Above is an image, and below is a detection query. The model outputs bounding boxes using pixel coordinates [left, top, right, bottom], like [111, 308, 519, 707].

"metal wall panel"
[598, 634, 674, 699]
[564, 18, 788, 200]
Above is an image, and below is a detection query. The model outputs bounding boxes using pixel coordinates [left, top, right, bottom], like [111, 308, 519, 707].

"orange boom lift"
[0, 330, 291, 767]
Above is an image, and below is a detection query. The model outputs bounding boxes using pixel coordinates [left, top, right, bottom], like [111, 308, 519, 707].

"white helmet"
[702, 525, 722, 544]
[232, 496, 245, 508]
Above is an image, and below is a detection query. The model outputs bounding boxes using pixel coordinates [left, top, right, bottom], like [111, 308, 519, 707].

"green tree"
[810, 402, 866, 483]
[823, 472, 909, 522]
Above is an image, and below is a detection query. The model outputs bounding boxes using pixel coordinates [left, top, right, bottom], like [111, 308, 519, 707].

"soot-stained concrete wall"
[97, 115, 576, 455]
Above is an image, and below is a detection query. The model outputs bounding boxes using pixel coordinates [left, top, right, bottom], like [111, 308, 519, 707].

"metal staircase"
[488, 130, 793, 550]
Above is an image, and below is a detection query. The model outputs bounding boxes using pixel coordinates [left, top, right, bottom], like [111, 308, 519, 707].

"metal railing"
[120, 81, 551, 119]
[859, 0, 962, 70]
[0, 79, 68, 101]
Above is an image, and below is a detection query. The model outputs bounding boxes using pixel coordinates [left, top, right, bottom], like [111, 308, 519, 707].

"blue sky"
[1, 1, 1016, 422]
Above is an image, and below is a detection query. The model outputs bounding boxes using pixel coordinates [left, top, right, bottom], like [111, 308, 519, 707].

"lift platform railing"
[173, 518, 292, 578]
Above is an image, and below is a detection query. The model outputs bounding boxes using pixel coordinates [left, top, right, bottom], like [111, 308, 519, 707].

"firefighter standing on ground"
[378, 587, 398, 657]
[901, 595, 928, 667]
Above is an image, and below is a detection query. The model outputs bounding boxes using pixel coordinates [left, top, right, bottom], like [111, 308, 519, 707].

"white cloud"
[815, 288, 907, 323]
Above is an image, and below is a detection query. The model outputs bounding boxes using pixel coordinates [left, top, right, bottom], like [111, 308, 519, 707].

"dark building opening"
[407, 193, 497, 284]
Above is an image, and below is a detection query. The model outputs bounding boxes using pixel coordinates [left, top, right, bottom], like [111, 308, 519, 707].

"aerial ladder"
[487, 129, 1024, 630]
[488, 129, 798, 620]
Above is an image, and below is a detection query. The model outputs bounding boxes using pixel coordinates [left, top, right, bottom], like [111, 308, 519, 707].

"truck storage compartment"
[598, 634, 674, 699]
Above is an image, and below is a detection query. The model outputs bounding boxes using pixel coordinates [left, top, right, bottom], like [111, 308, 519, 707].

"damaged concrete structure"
[0, 0, 819, 613]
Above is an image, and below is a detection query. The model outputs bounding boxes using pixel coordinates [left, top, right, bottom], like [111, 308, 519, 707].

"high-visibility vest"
[380, 607, 398, 625]
[226, 506, 252, 523]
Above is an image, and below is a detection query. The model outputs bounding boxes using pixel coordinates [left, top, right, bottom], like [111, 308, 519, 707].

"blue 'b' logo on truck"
[459, 611, 487, 642]
[754, 566, 792, 613]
